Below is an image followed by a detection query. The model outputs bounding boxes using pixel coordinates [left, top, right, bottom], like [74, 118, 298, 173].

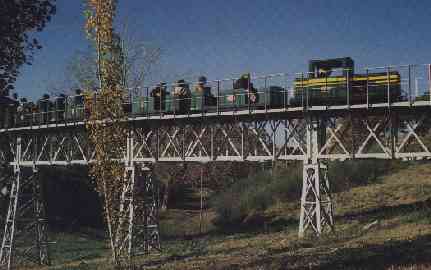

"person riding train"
[151, 82, 167, 111]
[55, 94, 66, 121]
[228, 73, 259, 104]
[194, 76, 216, 106]
[173, 79, 191, 113]
[16, 97, 27, 125]
[73, 89, 84, 120]
[37, 93, 52, 123]
[0, 92, 19, 128]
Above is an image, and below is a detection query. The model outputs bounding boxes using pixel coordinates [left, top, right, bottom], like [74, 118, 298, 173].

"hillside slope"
[30, 163, 431, 269]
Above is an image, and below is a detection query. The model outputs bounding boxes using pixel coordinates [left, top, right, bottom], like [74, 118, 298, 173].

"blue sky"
[15, 0, 431, 99]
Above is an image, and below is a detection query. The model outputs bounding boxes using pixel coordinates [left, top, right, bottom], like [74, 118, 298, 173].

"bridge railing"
[1, 63, 431, 130]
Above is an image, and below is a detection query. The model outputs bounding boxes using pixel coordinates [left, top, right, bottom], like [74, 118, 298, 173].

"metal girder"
[117, 135, 160, 257]
[4, 109, 431, 165]
[0, 137, 50, 270]
[299, 163, 334, 237]
[1, 108, 431, 252]
[0, 134, 161, 269]
[133, 165, 160, 255]
[299, 117, 334, 238]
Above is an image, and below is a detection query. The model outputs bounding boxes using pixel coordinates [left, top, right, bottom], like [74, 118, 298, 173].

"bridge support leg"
[0, 138, 50, 269]
[119, 165, 136, 258]
[299, 118, 334, 238]
[298, 162, 334, 238]
[133, 165, 160, 255]
[117, 132, 160, 260]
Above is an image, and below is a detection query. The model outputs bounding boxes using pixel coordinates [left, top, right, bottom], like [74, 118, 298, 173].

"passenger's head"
[75, 89, 82, 95]
[198, 76, 207, 85]
[176, 79, 186, 87]
[12, 93, 18, 100]
[234, 73, 250, 89]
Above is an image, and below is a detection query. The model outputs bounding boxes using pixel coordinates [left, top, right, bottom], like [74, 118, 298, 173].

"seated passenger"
[0, 94, 18, 128]
[56, 94, 66, 121]
[9, 93, 19, 127]
[37, 94, 51, 123]
[151, 82, 167, 111]
[73, 89, 84, 120]
[17, 97, 27, 125]
[22, 99, 35, 125]
[233, 73, 258, 104]
[173, 79, 191, 113]
[194, 76, 216, 106]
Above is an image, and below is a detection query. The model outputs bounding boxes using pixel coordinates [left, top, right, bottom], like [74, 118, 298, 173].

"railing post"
[232, 79, 237, 112]
[387, 66, 391, 107]
[346, 69, 350, 107]
[428, 64, 431, 104]
[159, 86, 162, 119]
[146, 87, 149, 118]
[247, 75, 251, 113]
[305, 72, 309, 109]
[325, 70, 328, 106]
[408, 65, 412, 106]
[284, 74, 288, 110]
[366, 68, 369, 107]
[264, 76, 268, 112]
[301, 73, 305, 109]
[217, 80, 220, 115]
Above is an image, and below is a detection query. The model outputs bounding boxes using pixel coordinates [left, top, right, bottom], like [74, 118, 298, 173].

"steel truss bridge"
[1, 68, 431, 269]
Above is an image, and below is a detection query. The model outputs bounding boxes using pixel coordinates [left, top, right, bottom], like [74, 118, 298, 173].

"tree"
[63, 31, 161, 93]
[85, 0, 134, 267]
[0, 0, 56, 95]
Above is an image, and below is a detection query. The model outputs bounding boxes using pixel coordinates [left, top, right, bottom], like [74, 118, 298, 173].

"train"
[0, 57, 404, 128]
[289, 57, 402, 106]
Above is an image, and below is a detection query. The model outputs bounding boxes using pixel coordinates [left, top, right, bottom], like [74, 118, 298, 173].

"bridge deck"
[1, 100, 430, 134]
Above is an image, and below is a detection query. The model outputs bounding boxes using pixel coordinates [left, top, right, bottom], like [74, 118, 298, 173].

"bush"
[211, 166, 303, 227]
[211, 171, 272, 226]
[270, 164, 302, 200]
[211, 160, 403, 228]
[328, 159, 394, 192]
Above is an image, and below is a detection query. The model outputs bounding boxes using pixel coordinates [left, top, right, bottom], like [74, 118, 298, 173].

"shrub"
[328, 159, 393, 192]
[211, 171, 274, 226]
[211, 160, 402, 228]
[270, 164, 302, 200]
[211, 166, 302, 227]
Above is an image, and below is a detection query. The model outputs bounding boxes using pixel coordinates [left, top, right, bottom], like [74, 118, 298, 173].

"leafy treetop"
[0, 0, 56, 95]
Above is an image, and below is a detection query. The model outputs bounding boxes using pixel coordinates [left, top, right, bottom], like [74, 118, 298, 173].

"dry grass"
[15, 163, 431, 269]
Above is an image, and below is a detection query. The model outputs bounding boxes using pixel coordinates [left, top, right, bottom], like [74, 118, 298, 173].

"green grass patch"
[49, 232, 108, 265]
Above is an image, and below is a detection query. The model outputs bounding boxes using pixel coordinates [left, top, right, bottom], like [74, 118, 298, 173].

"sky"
[14, 0, 431, 100]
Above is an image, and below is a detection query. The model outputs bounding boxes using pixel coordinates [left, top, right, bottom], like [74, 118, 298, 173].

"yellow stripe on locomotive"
[294, 73, 401, 88]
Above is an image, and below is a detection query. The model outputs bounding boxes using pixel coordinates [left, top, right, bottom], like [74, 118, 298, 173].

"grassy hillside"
[20, 163, 431, 269]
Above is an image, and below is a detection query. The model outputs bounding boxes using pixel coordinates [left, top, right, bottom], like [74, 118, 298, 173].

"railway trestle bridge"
[2, 95, 431, 268]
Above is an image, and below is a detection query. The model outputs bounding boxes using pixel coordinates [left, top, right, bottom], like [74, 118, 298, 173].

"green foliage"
[212, 160, 398, 228]
[0, 0, 56, 94]
[269, 164, 303, 199]
[211, 167, 302, 227]
[328, 159, 402, 192]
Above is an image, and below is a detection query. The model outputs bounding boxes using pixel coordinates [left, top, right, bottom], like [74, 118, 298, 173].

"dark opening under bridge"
[1, 62, 431, 269]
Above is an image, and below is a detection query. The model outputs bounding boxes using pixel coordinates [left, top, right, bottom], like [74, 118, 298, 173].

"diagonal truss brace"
[299, 118, 334, 238]
[0, 137, 50, 270]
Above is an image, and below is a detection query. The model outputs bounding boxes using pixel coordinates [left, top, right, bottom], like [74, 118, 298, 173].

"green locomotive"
[290, 57, 402, 106]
